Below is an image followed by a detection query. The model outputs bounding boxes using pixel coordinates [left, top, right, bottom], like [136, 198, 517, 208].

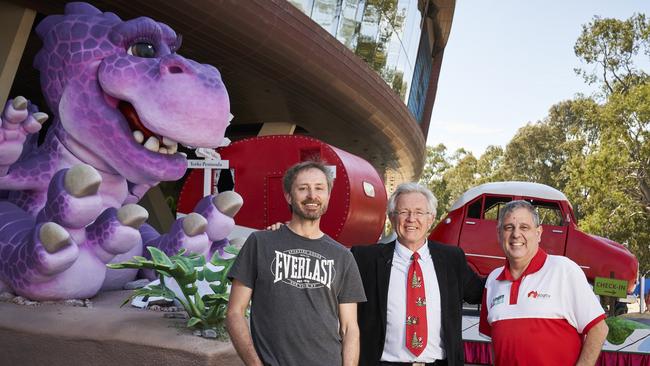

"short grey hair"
[387, 182, 438, 218]
[497, 200, 540, 232]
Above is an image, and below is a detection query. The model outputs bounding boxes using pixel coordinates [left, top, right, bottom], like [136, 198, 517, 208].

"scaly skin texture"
[0, 2, 237, 300]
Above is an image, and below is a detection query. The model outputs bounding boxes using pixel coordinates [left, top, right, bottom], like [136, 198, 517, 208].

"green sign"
[594, 277, 628, 298]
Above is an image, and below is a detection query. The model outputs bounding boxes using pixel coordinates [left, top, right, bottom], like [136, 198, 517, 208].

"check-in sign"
[594, 277, 628, 298]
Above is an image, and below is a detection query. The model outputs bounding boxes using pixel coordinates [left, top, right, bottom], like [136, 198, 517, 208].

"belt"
[378, 360, 447, 366]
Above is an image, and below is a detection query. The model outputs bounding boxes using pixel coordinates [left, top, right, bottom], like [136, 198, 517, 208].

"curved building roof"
[8, 0, 455, 185]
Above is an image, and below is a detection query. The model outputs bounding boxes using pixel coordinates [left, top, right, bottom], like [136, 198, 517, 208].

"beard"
[290, 198, 328, 221]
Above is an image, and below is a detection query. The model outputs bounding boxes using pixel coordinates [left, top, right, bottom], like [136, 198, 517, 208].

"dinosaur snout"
[159, 54, 194, 75]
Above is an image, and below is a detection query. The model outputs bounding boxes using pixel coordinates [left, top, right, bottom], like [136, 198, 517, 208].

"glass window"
[312, 0, 341, 34]
[466, 198, 482, 219]
[335, 0, 363, 48]
[483, 196, 513, 221]
[288, 0, 425, 107]
[288, 0, 315, 15]
[528, 199, 565, 226]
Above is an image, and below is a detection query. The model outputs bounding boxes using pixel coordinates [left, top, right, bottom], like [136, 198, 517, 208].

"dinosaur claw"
[39, 222, 71, 254]
[12, 96, 28, 110]
[212, 191, 243, 218]
[182, 213, 207, 236]
[33, 112, 49, 124]
[117, 204, 149, 228]
[64, 164, 102, 198]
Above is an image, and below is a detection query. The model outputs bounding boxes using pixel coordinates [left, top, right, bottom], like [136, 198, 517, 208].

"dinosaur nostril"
[168, 66, 183, 74]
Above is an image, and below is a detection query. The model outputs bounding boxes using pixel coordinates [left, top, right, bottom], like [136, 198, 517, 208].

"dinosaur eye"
[127, 42, 156, 58]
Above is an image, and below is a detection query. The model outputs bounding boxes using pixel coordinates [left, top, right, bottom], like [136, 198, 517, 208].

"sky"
[427, 0, 650, 157]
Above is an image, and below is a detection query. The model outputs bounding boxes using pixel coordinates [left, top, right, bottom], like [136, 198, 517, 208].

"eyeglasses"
[393, 210, 432, 219]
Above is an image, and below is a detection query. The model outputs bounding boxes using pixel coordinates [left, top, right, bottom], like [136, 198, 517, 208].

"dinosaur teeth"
[161, 136, 178, 154]
[136, 133, 179, 155]
[178, 152, 187, 158]
[133, 130, 144, 144]
[144, 136, 160, 152]
[162, 136, 176, 147]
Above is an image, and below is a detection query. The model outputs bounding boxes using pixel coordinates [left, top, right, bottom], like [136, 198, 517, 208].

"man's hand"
[226, 279, 263, 366]
[576, 319, 608, 366]
[339, 302, 360, 366]
[265, 222, 287, 231]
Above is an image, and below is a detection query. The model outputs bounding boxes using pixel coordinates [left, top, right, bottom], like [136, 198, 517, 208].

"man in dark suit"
[352, 182, 484, 366]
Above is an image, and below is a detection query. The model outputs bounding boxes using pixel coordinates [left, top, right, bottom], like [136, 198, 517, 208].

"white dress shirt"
[380, 240, 445, 362]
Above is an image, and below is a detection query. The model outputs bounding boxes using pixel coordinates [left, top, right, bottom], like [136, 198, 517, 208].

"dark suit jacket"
[351, 240, 484, 366]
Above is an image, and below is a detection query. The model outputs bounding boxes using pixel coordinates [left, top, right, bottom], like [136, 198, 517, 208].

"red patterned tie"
[406, 252, 427, 356]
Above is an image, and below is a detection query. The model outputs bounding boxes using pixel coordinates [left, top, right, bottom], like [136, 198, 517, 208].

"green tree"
[572, 14, 650, 273]
[442, 148, 479, 210]
[496, 121, 567, 188]
[574, 13, 650, 94]
[420, 144, 452, 217]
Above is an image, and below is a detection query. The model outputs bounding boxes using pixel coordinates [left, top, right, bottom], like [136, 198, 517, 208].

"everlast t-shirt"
[228, 225, 366, 366]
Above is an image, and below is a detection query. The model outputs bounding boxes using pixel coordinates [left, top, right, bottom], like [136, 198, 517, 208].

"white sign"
[186, 159, 230, 197]
[187, 159, 229, 169]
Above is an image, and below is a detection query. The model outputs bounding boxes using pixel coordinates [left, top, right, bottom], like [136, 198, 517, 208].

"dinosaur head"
[34, 2, 230, 184]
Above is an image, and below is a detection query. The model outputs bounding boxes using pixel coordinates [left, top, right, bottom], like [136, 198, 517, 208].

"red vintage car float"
[429, 182, 638, 296]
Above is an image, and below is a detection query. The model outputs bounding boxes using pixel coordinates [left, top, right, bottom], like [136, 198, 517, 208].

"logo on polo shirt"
[527, 290, 551, 299]
[490, 294, 504, 308]
[271, 249, 336, 289]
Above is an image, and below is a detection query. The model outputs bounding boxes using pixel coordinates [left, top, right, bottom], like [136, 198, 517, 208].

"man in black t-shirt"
[227, 161, 366, 366]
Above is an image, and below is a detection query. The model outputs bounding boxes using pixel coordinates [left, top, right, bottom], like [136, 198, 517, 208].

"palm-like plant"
[107, 245, 239, 332]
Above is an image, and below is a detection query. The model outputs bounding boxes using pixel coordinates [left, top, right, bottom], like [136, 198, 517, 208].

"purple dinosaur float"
[0, 2, 241, 300]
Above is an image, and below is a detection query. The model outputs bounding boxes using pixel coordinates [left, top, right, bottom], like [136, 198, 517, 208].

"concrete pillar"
[0, 1, 36, 105]
[257, 122, 296, 136]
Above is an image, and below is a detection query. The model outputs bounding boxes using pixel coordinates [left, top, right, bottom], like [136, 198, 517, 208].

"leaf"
[106, 261, 144, 270]
[209, 283, 226, 295]
[147, 247, 173, 267]
[203, 268, 221, 282]
[187, 317, 203, 328]
[210, 258, 231, 267]
[223, 245, 240, 256]
[174, 256, 195, 276]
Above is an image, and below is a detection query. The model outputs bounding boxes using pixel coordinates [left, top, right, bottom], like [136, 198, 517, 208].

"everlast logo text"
[272, 249, 336, 289]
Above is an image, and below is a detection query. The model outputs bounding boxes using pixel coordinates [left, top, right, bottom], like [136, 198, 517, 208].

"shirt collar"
[394, 239, 431, 261]
[496, 248, 548, 281]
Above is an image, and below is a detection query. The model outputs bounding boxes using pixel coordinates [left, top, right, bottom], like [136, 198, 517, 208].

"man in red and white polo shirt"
[479, 200, 608, 366]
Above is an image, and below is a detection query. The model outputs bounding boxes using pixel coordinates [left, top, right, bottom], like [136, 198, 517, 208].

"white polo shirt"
[381, 241, 445, 362]
[479, 249, 605, 366]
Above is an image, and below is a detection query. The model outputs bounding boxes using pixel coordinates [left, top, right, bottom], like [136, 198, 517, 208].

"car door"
[458, 194, 512, 276]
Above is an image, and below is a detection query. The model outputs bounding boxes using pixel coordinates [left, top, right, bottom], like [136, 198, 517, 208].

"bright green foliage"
[605, 316, 650, 345]
[107, 245, 240, 333]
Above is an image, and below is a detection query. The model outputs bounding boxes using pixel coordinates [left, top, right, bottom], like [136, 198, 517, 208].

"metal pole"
[641, 276, 646, 313]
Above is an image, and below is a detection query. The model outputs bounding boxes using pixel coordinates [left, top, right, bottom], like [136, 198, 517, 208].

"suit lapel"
[429, 242, 449, 321]
[377, 241, 395, 334]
